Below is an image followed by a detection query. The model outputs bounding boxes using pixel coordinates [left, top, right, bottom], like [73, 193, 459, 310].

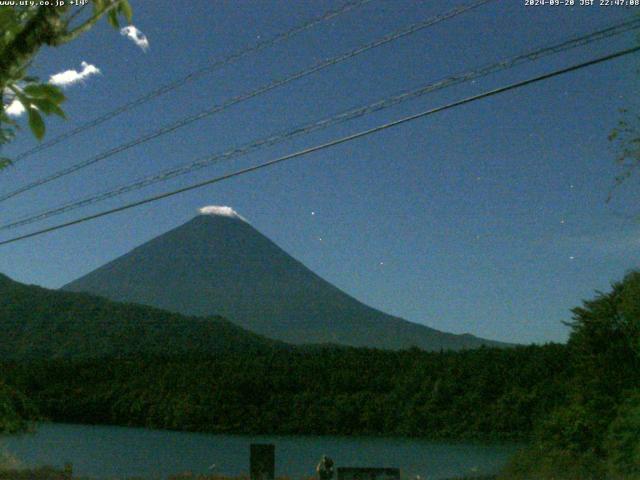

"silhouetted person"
[317, 455, 334, 480]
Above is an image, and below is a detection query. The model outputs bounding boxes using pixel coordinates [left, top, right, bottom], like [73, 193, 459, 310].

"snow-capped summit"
[198, 205, 245, 221]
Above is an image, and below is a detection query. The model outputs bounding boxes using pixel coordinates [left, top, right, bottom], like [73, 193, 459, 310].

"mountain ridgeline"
[63, 209, 505, 351]
[0, 273, 281, 360]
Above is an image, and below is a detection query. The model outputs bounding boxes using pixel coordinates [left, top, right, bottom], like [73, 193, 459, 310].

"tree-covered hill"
[500, 271, 640, 479]
[0, 273, 283, 360]
[0, 381, 35, 433]
[3, 344, 570, 439]
[2, 270, 638, 480]
[0, 270, 568, 440]
[0, 271, 565, 439]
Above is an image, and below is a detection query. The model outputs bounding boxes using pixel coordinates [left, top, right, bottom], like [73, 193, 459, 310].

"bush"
[605, 391, 640, 479]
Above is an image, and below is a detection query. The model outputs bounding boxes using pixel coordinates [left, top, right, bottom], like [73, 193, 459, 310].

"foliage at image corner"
[0, 0, 133, 167]
[498, 271, 640, 480]
[608, 109, 640, 203]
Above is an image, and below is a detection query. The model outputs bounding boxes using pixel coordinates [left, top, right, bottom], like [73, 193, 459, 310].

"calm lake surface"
[1, 423, 521, 480]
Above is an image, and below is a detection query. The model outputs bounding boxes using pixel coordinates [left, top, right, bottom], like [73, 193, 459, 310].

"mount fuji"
[63, 206, 506, 350]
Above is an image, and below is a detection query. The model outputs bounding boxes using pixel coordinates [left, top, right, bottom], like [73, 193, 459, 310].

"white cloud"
[49, 61, 101, 87]
[4, 61, 100, 117]
[198, 205, 246, 221]
[120, 25, 149, 52]
[4, 98, 25, 117]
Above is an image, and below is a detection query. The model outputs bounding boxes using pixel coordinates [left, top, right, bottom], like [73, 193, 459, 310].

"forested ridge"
[0, 273, 283, 359]
[0, 271, 638, 479]
[501, 271, 640, 479]
[2, 344, 568, 439]
[0, 381, 34, 433]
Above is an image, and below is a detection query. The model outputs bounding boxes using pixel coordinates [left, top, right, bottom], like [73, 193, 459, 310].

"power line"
[1, 45, 637, 247]
[10, 0, 375, 163]
[0, 0, 494, 203]
[3, 17, 639, 231]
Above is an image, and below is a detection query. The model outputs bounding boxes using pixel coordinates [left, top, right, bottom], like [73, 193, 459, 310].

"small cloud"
[49, 61, 101, 87]
[4, 98, 25, 117]
[4, 61, 99, 117]
[120, 25, 149, 52]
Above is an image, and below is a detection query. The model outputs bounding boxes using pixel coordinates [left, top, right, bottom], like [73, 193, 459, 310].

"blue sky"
[1, 0, 639, 344]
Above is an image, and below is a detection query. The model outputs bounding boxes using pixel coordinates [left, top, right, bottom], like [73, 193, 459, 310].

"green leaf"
[48, 103, 66, 119]
[23, 84, 49, 98]
[107, 9, 120, 28]
[92, 0, 105, 15]
[0, 157, 12, 170]
[23, 84, 65, 103]
[30, 98, 66, 118]
[0, 7, 17, 32]
[27, 108, 45, 140]
[119, 0, 133, 23]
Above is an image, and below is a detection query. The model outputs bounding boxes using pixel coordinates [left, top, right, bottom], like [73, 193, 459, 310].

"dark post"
[63, 463, 73, 480]
[250, 443, 275, 480]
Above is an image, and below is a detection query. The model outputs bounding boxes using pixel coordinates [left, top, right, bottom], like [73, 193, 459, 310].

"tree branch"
[53, 1, 121, 45]
[0, 7, 68, 87]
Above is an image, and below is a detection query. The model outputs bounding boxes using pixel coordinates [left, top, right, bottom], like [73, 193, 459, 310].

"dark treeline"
[0, 272, 638, 479]
[0, 273, 284, 360]
[3, 344, 568, 440]
[0, 381, 34, 433]
[501, 271, 640, 479]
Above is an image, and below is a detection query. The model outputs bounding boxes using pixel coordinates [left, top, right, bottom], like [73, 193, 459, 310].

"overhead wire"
[1, 45, 637, 247]
[2, 17, 639, 231]
[10, 0, 375, 163]
[0, 0, 494, 203]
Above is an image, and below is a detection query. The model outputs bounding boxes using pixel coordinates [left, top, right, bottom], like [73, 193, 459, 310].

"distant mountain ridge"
[63, 207, 507, 351]
[0, 273, 282, 360]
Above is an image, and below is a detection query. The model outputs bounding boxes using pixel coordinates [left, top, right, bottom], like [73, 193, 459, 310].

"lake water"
[1, 423, 521, 480]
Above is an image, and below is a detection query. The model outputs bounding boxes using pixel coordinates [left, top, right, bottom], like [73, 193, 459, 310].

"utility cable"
[2, 18, 638, 231]
[10, 0, 375, 163]
[1, 45, 637, 246]
[0, 0, 494, 202]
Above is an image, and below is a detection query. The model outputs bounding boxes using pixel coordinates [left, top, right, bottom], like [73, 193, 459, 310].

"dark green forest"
[1, 344, 568, 439]
[0, 381, 34, 433]
[500, 271, 640, 479]
[0, 273, 283, 359]
[0, 271, 638, 479]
